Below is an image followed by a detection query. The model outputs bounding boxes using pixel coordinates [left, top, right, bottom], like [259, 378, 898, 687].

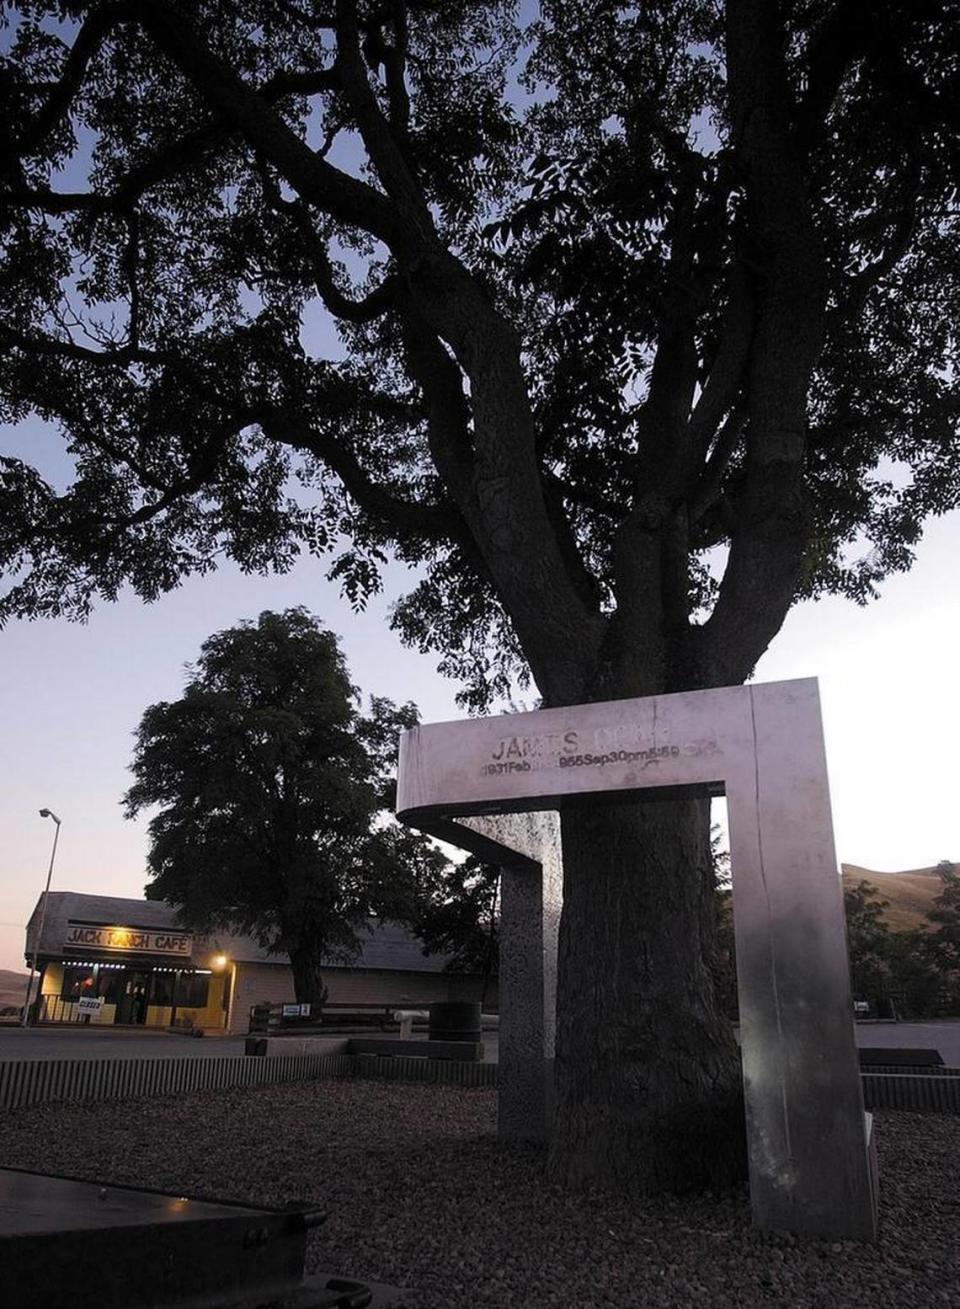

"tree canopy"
[2, 1, 958, 707]
[4, 0, 960, 1195]
[124, 607, 447, 1005]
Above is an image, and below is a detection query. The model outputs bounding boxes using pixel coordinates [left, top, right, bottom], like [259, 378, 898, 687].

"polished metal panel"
[456, 814, 561, 1141]
[397, 678, 877, 1241]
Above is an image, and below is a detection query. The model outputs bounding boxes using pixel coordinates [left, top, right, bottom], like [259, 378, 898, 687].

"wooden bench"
[858, 1047, 944, 1068]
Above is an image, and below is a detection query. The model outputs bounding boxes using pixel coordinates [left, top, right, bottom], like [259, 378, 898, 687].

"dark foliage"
[415, 854, 500, 1007]
[0, 2, 958, 707]
[844, 869, 960, 1018]
[844, 878, 895, 1012]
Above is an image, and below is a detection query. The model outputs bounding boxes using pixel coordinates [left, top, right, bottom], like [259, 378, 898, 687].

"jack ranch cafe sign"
[63, 922, 193, 958]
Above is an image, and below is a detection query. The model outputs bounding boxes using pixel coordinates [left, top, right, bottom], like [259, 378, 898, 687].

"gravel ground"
[1, 1080, 958, 1308]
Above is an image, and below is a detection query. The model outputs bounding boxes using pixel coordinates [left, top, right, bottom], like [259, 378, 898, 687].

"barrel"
[428, 1000, 481, 1043]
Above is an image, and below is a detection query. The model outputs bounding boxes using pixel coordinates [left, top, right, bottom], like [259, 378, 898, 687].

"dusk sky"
[2, 415, 958, 973]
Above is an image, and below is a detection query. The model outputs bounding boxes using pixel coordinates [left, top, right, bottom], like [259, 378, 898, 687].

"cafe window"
[179, 974, 209, 1009]
[150, 973, 176, 1007]
[147, 972, 209, 1009]
[95, 969, 121, 1005]
[60, 965, 96, 1001]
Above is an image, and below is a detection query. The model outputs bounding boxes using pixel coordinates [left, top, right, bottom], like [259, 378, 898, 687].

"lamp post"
[22, 809, 61, 1028]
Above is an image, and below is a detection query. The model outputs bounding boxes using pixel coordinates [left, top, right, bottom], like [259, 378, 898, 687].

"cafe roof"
[25, 891, 453, 975]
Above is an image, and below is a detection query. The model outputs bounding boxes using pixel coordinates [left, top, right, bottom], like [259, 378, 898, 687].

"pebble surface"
[2, 1081, 959, 1308]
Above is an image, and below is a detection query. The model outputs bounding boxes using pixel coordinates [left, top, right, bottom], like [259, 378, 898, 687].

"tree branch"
[25, 424, 236, 548]
[399, 308, 477, 514]
[0, 321, 171, 368]
[0, 188, 122, 215]
[258, 167, 400, 323]
[134, 0, 417, 255]
[689, 406, 747, 527]
[840, 151, 923, 320]
[333, 0, 432, 237]
[633, 158, 701, 501]
[685, 261, 754, 477]
[16, 4, 128, 157]
[544, 471, 630, 523]
[794, 0, 876, 152]
[702, 0, 828, 683]
[541, 476, 605, 613]
[365, 2, 412, 139]
[254, 405, 462, 544]
[122, 209, 143, 351]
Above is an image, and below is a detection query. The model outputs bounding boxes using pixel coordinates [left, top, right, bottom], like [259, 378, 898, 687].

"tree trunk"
[288, 944, 328, 1011]
[548, 794, 745, 1194]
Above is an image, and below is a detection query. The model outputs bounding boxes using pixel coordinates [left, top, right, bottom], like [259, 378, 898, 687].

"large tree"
[124, 608, 446, 1006]
[2, 1, 960, 1192]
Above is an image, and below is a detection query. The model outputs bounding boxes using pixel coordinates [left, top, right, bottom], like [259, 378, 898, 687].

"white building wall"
[227, 963, 496, 1033]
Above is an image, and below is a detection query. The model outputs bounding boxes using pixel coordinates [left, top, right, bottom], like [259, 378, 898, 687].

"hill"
[0, 968, 30, 1010]
[841, 864, 947, 933]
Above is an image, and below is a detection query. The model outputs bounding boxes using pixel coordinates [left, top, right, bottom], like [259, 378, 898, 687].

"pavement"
[849, 1020, 960, 1066]
[0, 1025, 249, 1060]
[2, 1019, 960, 1066]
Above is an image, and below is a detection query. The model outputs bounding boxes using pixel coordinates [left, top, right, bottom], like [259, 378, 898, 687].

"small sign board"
[281, 1003, 311, 1018]
[76, 995, 104, 1015]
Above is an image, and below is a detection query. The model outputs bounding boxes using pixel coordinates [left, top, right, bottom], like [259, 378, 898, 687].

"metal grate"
[2, 1053, 953, 1114]
[0, 1049, 496, 1111]
[861, 1071, 960, 1113]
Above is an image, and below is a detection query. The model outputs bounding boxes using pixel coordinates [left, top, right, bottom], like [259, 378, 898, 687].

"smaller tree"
[843, 880, 893, 1015]
[124, 609, 447, 1006]
[929, 861, 960, 950]
[415, 856, 501, 1011]
[885, 929, 945, 1019]
[926, 860, 960, 1012]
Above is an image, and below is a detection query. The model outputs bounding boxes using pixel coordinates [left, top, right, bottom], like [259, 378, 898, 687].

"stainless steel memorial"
[396, 677, 878, 1241]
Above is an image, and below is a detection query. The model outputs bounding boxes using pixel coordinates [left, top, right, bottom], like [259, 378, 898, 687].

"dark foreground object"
[427, 1002, 481, 1044]
[0, 1167, 382, 1309]
[859, 1047, 944, 1068]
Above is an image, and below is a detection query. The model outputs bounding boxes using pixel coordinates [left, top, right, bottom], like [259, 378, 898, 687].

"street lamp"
[22, 809, 61, 1028]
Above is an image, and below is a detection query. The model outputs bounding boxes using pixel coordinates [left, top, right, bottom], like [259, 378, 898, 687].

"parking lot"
[1, 1018, 959, 1067]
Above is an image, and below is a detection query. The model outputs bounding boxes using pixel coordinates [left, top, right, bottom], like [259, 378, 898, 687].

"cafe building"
[24, 891, 491, 1033]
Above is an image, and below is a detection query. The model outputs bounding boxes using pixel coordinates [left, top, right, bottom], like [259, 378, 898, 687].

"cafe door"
[115, 970, 150, 1025]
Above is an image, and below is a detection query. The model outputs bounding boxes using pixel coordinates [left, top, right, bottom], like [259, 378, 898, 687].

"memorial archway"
[397, 677, 877, 1241]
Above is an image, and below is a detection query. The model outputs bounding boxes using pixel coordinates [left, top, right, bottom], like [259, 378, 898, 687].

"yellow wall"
[40, 962, 62, 997]
[181, 973, 228, 1029]
[148, 974, 227, 1030]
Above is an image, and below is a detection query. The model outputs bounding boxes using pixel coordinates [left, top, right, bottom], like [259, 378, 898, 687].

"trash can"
[249, 1003, 272, 1034]
[428, 1001, 481, 1043]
